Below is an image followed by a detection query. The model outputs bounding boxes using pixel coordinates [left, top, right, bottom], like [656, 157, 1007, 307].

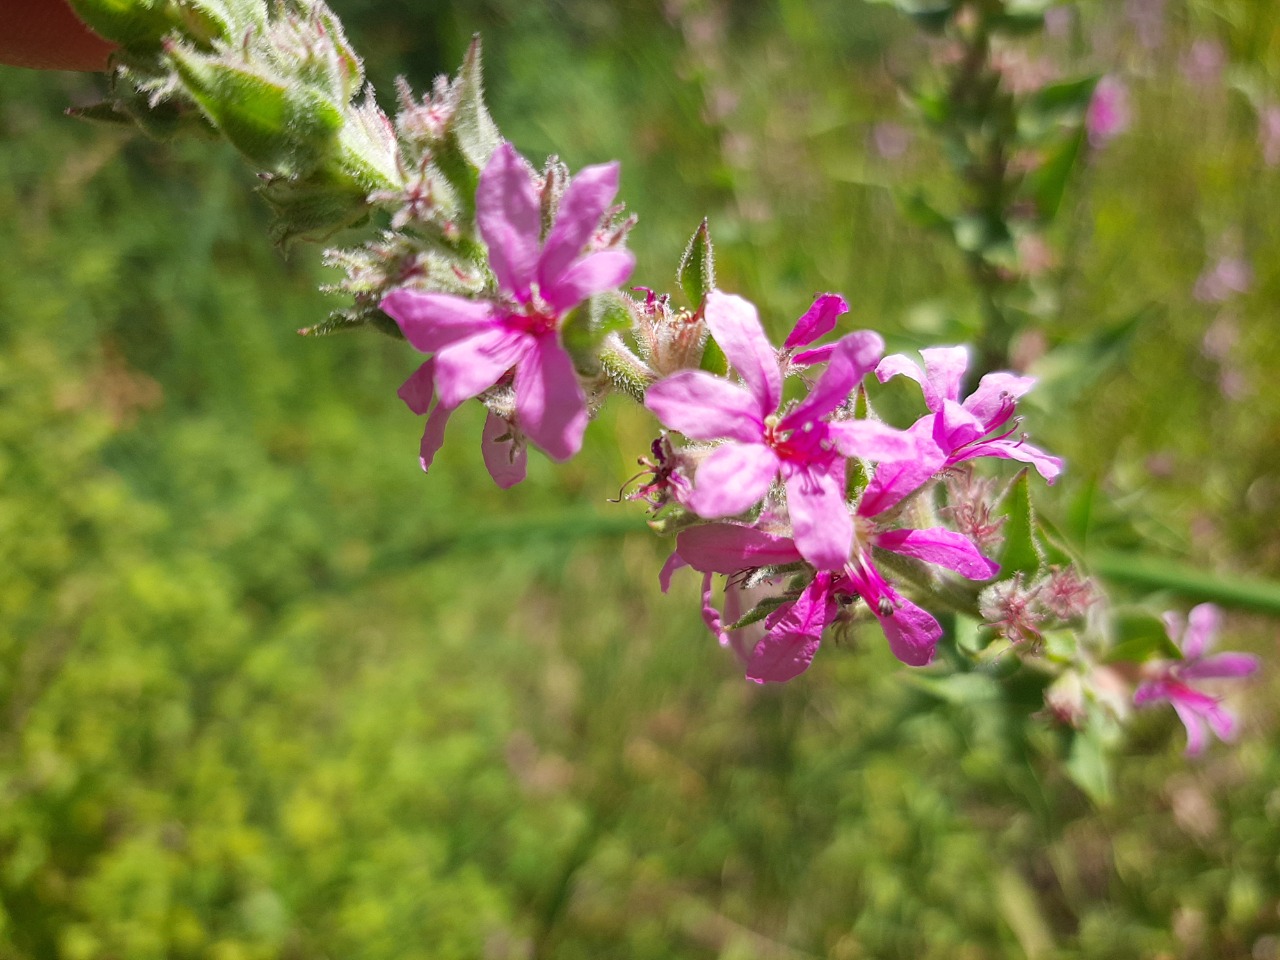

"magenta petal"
[538, 160, 620, 292]
[921, 346, 970, 409]
[1180, 652, 1260, 680]
[934, 399, 987, 451]
[965, 438, 1064, 484]
[658, 551, 687, 593]
[675, 524, 803, 573]
[433, 327, 530, 409]
[747, 576, 835, 682]
[783, 293, 849, 350]
[542, 249, 636, 314]
[875, 353, 926, 389]
[417, 401, 453, 472]
[857, 425, 946, 517]
[964, 371, 1035, 423]
[782, 462, 852, 570]
[397, 360, 435, 415]
[689, 442, 779, 518]
[481, 412, 528, 489]
[1183, 603, 1221, 658]
[876, 596, 940, 666]
[786, 330, 883, 423]
[828, 420, 917, 463]
[875, 527, 999, 580]
[644, 371, 764, 443]
[1171, 700, 1210, 756]
[790, 344, 835, 367]
[700, 572, 733, 647]
[514, 338, 587, 461]
[381, 290, 495, 354]
[703, 292, 783, 415]
[476, 142, 542, 300]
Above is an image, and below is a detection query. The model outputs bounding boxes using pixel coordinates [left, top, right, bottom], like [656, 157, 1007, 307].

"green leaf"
[699, 336, 728, 377]
[448, 37, 502, 173]
[904, 671, 1002, 706]
[725, 595, 791, 631]
[1065, 724, 1113, 807]
[1023, 76, 1099, 130]
[1025, 127, 1086, 222]
[995, 471, 1041, 577]
[67, 0, 171, 49]
[677, 218, 716, 309]
[1104, 607, 1181, 664]
[900, 190, 953, 234]
[561, 294, 636, 375]
[1089, 550, 1280, 615]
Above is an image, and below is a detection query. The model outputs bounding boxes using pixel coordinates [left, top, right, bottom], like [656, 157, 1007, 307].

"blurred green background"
[2, 1, 1279, 957]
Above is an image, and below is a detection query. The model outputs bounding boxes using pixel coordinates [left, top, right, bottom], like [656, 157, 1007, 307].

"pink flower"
[1086, 76, 1131, 148]
[1134, 603, 1260, 756]
[381, 142, 635, 477]
[645, 292, 913, 569]
[667, 516, 996, 681]
[870, 346, 1062, 516]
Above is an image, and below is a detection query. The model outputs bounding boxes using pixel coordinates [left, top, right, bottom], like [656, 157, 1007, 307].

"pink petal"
[786, 330, 883, 424]
[875, 595, 941, 666]
[658, 551, 688, 593]
[514, 337, 588, 461]
[876, 527, 999, 580]
[921, 346, 970, 409]
[689, 442, 780, 518]
[537, 160, 620, 292]
[700, 572, 733, 647]
[644, 371, 764, 443]
[397, 360, 435, 415]
[1171, 699, 1209, 755]
[746, 575, 836, 682]
[783, 293, 848, 350]
[417, 401, 453, 472]
[433, 327, 530, 409]
[827, 419, 918, 463]
[782, 461, 852, 570]
[934, 399, 987, 452]
[857, 424, 946, 517]
[1180, 652, 1259, 680]
[541, 249, 636, 314]
[381, 290, 495, 354]
[703, 292, 782, 415]
[789, 344, 835, 367]
[476, 142, 542, 301]
[963, 371, 1035, 424]
[875, 352, 926, 390]
[963, 437, 1064, 484]
[481, 412, 528, 488]
[1183, 603, 1221, 658]
[675, 524, 803, 573]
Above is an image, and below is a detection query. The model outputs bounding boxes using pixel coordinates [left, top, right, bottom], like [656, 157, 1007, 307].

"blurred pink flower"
[1193, 254, 1252, 303]
[1180, 38, 1226, 89]
[1260, 104, 1280, 167]
[1087, 76, 1131, 148]
[1134, 604, 1259, 756]
[1125, 0, 1166, 50]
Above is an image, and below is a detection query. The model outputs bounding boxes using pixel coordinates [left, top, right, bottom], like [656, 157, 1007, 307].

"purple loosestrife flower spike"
[1135, 603, 1260, 756]
[381, 142, 635, 473]
[645, 292, 913, 569]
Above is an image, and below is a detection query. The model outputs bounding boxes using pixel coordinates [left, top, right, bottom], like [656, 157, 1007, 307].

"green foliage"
[2, 1, 1280, 958]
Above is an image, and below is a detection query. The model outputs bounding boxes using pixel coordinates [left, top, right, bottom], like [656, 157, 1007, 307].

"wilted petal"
[704, 292, 782, 414]
[701, 572, 733, 647]
[875, 527, 999, 580]
[1180, 652, 1260, 680]
[658, 551, 688, 593]
[786, 330, 883, 423]
[538, 160, 620, 292]
[747, 575, 835, 682]
[644, 371, 764, 443]
[381, 290, 495, 354]
[783, 293, 848, 350]
[542, 249, 636, 314]
[514, 338, 588, 461]
[433, 327, 529, 408]
[481, 412, 527, 488]
[476, 142, 542, 300]
[828, 419, 917, 463]
[1183, 603, 1222, 658]
[689, 442, 779, 518]
[876, 595, 941, 666]
[397, 360, 435, 415]
[783, 461, 852, 570]
[675, 524, 803, 573]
